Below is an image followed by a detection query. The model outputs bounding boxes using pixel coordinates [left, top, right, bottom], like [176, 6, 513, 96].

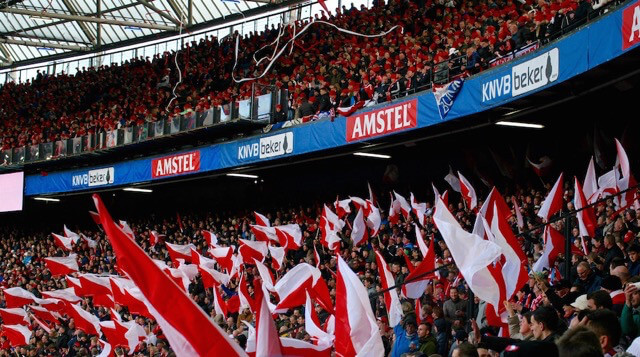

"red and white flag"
[149, 231, 165, 247]
[2, 324, 32, 347]
[574, 177, 597, 240]
[29, 305, 60, 324]
[532, 226, 565, 272]
[313, 245, 321, 268]
[63, 225, 80, 241]
[402, 231, 436, 299]
[78, 274, 112, 296]
[44, 254, 79, 276]
[410, 193, 426, 226]
[108, 279, 153, 319]
[97, 340, 112, 357]
[274, 263, 333, 314]
[51, 233, 74, 251]
[323, 204, 345, 231]
[213, 287, 228, 319]
[89, 211, 101, 226]
[458, 171, 477, 211]
[250, 225, 279, 244]
[367, 182, 378, 207]
[337, 100, 368, 117]
[190, 248, 217, 269]
[350, 208, 369, 246]
[373, 250, 403, 327]
[527, 156, 553, 177]
[3, 287, 38, 308]
[487, 204, 528, 300]
[444, 166, 462, 193]
[393, 191, 411, 219]
[208, 247, 234, 273]
[254, 259, 276, 292]
[92, 194, 247, 356]
[268, 245, 285, 270]
[65, 302, 102, 335]
[388, 195, 401, 226]
[198, 265, 231, 289]
[537, 173, 564, 221]
[335, 256, 384, 357]
[80, 233, 98, 249]
[512, 197, 524, 229]
[118, 221, 135, 240]
[584, 157, 598, 203]
[615, 138, 638, 209]
[165, 242, 196, 264]
[0, 308, 29, 326]
[201, 230, 218, 247]
[41, 288, 81, 303]
[254, 211, 271, 227]
[365, 200, 381, 237]
[304, 292, 334, 347]
[254, 281, 283, 357]
[99, 319, 146, 352]
[334, 197, 352, 218]
[239, 239, 269, 264]
[433, 197, 503, 311]
[275, 224, 302, 249]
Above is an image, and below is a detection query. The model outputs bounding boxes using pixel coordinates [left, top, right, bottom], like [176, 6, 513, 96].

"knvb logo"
[72, 167, 114, 187]
[238, 132, 294, 160]
[481, 48, 559, 102]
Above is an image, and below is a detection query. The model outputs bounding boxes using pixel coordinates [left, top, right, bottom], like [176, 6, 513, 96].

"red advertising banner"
[622, 1, 640, 50]
[345, 99, 417, 142]
[152, 151, 201, 178]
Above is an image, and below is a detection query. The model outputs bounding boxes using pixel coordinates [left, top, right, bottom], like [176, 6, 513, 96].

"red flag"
[3, 287, 37, 308]
[403, 235, 436, 299]
[374, 250, 403, 327]
[213, 287, 228, 319]
[238, 239, 268, 264]
[458, 171, 477, 211]
[165, 242, 196, 264]
[177, 212, 184, 232]
[89, 211, 101, 226]
[350, 208, 368, 246]
[532, 226, 565, 272]
[65, 302, 101, 335]
[149, 230, 165, 247]
[574, 177, 597, 239]
[92, 194, 246, 356]
[51, 233, 74, 251]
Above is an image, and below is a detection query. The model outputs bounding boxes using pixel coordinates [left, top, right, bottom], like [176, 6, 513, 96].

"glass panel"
[2, 149, 12, 165]
[42, 142, 53, 160]
[72, 137, 82, 154]
[124, 127, 134, 144]
[29, 144, 40, 161]
[220, 104, 232, 122]
[257, 93, 272, 120]
[238, 99, 251, 119]
[169, 117, 181, 134]
[53, 141, 66, 158]
[155, 119, 165, 136]
[106, 130, 118, 148]
[12, 147, 25, 164]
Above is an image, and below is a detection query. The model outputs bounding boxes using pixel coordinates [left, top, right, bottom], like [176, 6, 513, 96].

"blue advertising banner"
[24, 2, 640, 196]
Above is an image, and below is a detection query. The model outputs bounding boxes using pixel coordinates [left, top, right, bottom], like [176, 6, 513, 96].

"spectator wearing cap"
[273, 104, 287, 123]
[298, 96, 315, 118]
[627, 244, 640, 276]
[391, 317, 420, 357]
[621, 277, 640, 338]
[575, 261, 602, 294]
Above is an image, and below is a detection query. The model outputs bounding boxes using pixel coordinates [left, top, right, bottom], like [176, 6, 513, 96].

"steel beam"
[136, 0, 181, 26]
[0, 8, 177, 31]
[60, 0, 96, 43]
[96, 0, 101, 47]
[187, 0, 193, 26]
[10, 33, 91, 45]
[0, 38, 89, 51]
[165, 0, 184, 23]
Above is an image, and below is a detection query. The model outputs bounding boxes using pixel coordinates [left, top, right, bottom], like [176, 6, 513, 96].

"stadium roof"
[0, 0, 271, 65]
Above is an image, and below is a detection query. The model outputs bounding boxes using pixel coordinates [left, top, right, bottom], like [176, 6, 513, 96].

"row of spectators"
[0, 172, 638, 356]
[0, 0, 613, 150]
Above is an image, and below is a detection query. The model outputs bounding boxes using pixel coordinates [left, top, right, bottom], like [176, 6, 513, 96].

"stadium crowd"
[0, 0, 608, 151]
[0, 155, 638, 356]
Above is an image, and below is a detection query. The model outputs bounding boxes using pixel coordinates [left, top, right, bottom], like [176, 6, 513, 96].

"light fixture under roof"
[353, 152, 391, 159]
[122, 187, 153, 193]
[227, 173, 259, 179]
[495, 121, 544, 129]
[34, 197, 60, 202]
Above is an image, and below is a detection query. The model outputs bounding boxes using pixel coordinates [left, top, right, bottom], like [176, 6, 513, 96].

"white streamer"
[165, 18, 185, 112]
[232, 19, 401, 84]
